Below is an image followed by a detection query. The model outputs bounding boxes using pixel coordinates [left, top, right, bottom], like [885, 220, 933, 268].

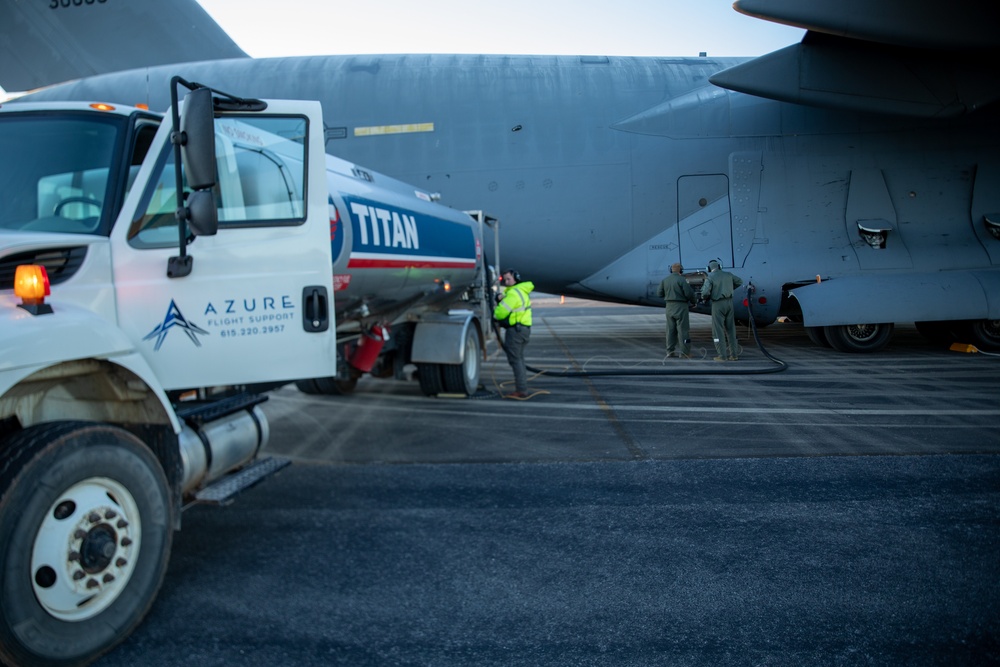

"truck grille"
[0, 246, 88, 290]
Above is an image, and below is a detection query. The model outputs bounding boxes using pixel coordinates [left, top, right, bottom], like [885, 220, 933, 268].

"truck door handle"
[302, 285, 329, 333]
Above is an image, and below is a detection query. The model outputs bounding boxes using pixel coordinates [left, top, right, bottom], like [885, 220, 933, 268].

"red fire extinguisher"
[349, 324, 389, 372]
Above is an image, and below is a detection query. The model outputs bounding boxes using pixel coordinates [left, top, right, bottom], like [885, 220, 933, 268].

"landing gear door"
[111, 100, 336, 390]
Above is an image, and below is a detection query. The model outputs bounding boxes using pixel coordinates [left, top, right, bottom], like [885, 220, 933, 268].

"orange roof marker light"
[14, 264, 53, 315]
[89, 103, 116, 112]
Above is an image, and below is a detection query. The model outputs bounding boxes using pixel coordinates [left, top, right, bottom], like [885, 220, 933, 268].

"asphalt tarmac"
[95, 299, 1000, 666]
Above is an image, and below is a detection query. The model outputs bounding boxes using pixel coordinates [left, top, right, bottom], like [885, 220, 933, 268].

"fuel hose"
[492, 288, 788, 378]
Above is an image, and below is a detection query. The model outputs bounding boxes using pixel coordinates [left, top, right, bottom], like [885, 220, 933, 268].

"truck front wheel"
[0, 422, 173, 667]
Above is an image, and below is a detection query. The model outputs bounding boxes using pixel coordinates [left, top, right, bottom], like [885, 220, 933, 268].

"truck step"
[190, 456, 291, 506]
[174, 392, 269, 426]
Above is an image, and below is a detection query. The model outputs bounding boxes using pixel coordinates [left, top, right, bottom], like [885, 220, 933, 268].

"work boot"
[713, 356, 727, 362]
[665, 351, 677, 358]
[504, 391, 529, 399]
[729, 355, 739, 361]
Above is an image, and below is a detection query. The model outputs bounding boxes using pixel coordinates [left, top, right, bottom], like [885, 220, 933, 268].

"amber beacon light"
[14, 264, 53, 315]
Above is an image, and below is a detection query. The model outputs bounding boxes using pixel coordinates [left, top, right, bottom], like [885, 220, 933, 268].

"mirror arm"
[168, 77, 195, 278]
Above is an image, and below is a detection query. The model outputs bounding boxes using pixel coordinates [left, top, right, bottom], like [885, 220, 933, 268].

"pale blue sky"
[197, 0, 804, 59]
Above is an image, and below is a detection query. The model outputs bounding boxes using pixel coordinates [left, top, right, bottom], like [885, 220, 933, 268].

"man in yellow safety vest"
[493, 268, 534, 398]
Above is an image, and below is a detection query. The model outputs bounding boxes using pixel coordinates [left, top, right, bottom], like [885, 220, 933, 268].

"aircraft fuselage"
[24, 54, 1000, 348]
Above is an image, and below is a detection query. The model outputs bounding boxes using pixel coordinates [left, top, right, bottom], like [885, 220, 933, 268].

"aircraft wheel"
[0, 422, 172, 667]
[824, 322, 894, 353]
[417, 363, 445, 396]
[441, 327, 483, 396]
[805, 326, 831, 348]
[956, 319, 1000, 352]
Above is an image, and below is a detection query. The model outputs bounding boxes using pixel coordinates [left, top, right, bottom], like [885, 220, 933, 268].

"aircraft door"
[110, 101, 337, 390]
[676, 175, 732, 270]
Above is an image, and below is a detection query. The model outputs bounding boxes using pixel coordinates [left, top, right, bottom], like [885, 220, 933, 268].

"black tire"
[314, 375, 359, 395]
[441, 327, 483, 396]
[417, 363, 445, 396]
[957, 319, 1000, 352]
[823, 323, 894, 353]
[805, 326, 831, 348]
[295, 375, 359, 395]
[295, 378, 323, 394]
[0, 422, 173, 667]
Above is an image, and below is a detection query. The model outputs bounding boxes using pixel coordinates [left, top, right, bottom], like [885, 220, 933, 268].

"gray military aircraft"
[4, 0, 999, 352]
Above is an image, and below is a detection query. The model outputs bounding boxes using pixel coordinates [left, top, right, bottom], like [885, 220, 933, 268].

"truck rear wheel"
[441, 327, 483, 396]
[295, 375, 359, 395]
[417, 363, 445, 396]
[0, 422, 173, 667]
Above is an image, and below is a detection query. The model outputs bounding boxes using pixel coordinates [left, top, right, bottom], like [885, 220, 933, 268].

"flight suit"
[656, 273, 696, 356]
[494, 280, 534, 394]
[701, 268, 743, 359]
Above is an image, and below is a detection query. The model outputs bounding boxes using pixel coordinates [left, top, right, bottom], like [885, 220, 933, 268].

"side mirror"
[186, 190, 218, 236]
[180, 86, 217, 191]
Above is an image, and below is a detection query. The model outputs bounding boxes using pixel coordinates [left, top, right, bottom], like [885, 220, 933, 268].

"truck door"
[110, 100, 336, 390]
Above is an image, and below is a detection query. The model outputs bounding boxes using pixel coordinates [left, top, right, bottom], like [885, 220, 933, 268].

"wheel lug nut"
[73, 571, 86, 581]
[86, 579, 99, 589]
[116, 558, 128, 567]
[69, 551, 81, 562]
[117, 519, 129, 529]
[120, 537, 133, 547]
[104, 510, 118, 520]
[103, 574, 115, 583]
[74, 529, 87, 540]
[88, 512, 101, 523]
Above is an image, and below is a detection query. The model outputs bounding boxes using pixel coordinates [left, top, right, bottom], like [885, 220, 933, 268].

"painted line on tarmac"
[269, 390, 998, 418]
[538, 319, 648, 460]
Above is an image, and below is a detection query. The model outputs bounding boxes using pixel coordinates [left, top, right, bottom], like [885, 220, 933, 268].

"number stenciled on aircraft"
[50, 0, 108, 8]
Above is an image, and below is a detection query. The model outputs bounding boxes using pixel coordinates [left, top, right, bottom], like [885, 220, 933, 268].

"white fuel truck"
[0, 79, 491, 666]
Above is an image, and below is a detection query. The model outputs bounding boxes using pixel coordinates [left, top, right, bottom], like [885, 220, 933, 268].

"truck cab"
[0, 85, 337, 667]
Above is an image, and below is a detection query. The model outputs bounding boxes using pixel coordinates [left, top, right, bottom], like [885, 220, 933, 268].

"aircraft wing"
[0, 0, 247, 93]
[709, 0, 1000, 118]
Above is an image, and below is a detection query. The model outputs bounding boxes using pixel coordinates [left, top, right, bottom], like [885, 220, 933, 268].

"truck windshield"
[0, 112, 125, 236]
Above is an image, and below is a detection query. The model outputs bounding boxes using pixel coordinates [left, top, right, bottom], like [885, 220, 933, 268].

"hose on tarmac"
[491, 288, 788, 378]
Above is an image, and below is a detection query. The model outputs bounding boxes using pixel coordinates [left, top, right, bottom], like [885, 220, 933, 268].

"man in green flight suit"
[493, 268, 534, 399]
[700, 259, 743, 361]
[656, 262, 696, 358]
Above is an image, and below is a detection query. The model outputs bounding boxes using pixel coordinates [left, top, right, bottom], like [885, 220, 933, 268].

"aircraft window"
[129, 115, 308, 248]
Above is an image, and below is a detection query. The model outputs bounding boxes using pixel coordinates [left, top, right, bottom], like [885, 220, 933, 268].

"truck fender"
[1, 299, 133, 373]
[0, 303, 180, 433]
[410, 312, 483, 365]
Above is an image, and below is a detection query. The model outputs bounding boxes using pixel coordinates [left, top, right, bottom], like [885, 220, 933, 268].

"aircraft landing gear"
[823, 323, 894, 353]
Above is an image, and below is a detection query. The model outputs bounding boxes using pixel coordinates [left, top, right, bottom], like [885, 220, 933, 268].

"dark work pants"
[710, 298, 739, 357]
[504, 325, 531, 393]
[664, 302, 691, 355]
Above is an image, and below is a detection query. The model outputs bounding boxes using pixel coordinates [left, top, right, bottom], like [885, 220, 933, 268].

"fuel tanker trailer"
[308, 155, 494, 398]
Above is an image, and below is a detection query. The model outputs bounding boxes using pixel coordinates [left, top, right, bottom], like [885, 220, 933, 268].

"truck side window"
[128, 115, 308, 248]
